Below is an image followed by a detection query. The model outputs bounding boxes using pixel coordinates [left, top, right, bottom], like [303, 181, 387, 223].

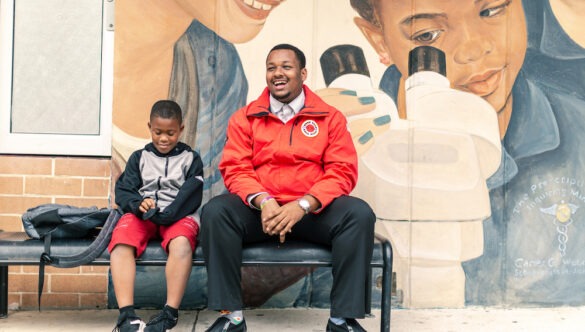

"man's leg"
[200, 193, 268, 310]
[292, 196, 376, 319]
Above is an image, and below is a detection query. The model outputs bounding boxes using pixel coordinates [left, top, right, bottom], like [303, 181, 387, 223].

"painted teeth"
[243, 0, 273, 10]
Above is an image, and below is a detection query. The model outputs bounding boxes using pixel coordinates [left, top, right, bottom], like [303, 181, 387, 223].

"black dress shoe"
[205, 316, 247, 332]
[326, 318, 367, 332]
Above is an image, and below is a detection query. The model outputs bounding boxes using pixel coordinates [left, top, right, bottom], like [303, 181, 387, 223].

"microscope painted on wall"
[318, 45, 501, 307]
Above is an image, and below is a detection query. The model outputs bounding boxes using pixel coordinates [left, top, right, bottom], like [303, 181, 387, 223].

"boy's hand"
[139, 198, 156, 214]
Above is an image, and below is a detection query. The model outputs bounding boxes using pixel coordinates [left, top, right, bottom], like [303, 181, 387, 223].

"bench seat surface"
[0, 232, 387, 267]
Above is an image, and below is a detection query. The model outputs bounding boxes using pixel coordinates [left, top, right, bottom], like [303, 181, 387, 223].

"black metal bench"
[0, 231, 392, 331]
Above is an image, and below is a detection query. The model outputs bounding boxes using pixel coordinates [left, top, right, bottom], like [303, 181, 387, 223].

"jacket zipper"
[154, 156, 169, 205]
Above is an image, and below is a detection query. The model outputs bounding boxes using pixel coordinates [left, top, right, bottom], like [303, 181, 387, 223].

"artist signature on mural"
[514, 257, 585, 278]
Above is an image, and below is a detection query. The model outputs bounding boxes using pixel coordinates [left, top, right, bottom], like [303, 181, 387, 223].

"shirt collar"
[538, 0, 585, 60]
[269, 90, 305, 115]
[487, 71, 560, 189]
[503, 71, 559, 160]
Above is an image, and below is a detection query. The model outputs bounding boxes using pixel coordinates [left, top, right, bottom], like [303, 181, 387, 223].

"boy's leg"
[143, 217, 198, 331]
[108, 213, 157, 308]
[165, 236, 193, 308]
[108, 213, 156, 331]
[159, 217, 199, 308]
[110, 244, 137, 308]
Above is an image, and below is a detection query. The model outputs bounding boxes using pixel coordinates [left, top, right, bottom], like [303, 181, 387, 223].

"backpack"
[21, 204, 122, 309]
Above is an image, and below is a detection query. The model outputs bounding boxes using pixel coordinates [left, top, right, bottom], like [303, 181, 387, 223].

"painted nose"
[453, 27, 494, 64]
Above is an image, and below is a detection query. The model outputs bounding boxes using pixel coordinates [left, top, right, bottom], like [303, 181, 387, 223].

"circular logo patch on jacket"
[301, 120, 319, 137]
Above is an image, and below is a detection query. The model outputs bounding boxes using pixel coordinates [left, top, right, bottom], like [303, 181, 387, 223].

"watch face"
[298, 199, 310, 213]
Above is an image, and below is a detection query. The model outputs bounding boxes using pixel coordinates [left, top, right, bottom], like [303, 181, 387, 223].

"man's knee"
[337, 196, 375, 222]
[202, 195, 234, 226]
[201, 193, 245, 240]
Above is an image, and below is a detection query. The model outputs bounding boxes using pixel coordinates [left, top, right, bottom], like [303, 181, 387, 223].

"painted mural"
[112, 0, 585, 309]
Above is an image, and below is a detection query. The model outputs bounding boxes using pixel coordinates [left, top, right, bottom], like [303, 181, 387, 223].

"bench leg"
[1, 266, 7, 318]
[380, 241, 393, 332]
[366, 263, 372, 316]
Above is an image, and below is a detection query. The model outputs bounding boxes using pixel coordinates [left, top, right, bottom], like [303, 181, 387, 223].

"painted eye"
[480, 0, 510, 18]
[412, 30, 442, 43]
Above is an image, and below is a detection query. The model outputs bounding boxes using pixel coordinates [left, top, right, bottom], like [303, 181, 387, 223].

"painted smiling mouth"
[243, 0, 276, 10]
[459, 68, 504, 97]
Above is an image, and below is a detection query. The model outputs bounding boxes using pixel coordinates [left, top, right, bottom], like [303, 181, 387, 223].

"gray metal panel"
[11, 0, 103, 135]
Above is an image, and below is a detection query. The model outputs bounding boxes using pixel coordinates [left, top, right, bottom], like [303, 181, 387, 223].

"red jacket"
[219, 85, 358, 210]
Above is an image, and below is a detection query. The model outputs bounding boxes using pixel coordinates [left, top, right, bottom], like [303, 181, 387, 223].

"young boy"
[109, 99, 204, 332]
[349, 0, 585, 306]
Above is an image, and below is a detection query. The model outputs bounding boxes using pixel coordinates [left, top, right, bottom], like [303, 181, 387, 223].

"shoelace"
[112, 318, 143, 332]
[148, 310, 177, 326]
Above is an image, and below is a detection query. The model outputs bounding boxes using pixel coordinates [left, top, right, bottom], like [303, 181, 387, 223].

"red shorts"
[107, 213, 199, 257]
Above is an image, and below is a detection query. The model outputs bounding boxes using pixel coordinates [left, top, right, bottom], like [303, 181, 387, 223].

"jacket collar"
[145, 142, 191, 157]
[246, 85, 328, 117]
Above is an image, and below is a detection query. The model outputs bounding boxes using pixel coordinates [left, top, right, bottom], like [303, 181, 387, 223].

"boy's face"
[148, 117, 184, 155]
[266, 49, 307, 104]
[358, 0, 527, 115]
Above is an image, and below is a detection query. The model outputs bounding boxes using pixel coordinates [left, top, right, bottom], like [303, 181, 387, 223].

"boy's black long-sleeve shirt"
[115, 142, 204, 225]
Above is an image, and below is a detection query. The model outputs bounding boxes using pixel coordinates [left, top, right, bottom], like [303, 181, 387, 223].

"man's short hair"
[269, 43, 306, 69]
[150, 100, 183, 124]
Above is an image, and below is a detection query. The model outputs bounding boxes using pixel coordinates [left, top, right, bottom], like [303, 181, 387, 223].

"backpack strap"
[35, 208, 122, 310]
[38, 233, 54, 311]
[50, 208, 121, 268]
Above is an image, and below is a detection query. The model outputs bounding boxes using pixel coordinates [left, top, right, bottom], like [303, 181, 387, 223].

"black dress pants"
[200, 193, 375, 318]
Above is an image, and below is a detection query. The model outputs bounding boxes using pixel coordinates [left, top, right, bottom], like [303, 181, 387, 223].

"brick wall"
[0, 155, 111, 310]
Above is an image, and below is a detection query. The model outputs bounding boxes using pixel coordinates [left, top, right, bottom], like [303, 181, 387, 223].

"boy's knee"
[168, 236, 193, 258]
[110, 244, 136, 260]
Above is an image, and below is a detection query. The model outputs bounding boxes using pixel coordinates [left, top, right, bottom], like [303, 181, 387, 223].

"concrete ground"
[1, 306, 585, 331]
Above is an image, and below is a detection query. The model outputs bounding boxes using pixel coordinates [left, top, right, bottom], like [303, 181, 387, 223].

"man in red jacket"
[200, 44, 376, 332]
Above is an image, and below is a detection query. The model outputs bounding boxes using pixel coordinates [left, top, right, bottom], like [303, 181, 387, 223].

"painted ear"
[353, 16, 393, 66]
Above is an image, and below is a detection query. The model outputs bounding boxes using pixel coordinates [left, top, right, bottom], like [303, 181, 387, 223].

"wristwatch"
[297, 198, 311, 215]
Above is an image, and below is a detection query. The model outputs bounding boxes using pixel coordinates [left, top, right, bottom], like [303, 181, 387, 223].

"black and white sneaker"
[113, 313, 145, 332]
[205, 316, 247, 332]
[326, 318, 367, 332]
[144, 307, 178, 332]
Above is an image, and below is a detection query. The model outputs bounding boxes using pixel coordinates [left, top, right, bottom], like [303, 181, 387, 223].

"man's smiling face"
[265, 49, 307, 104]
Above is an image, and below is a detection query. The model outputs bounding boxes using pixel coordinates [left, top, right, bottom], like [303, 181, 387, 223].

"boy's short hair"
[269, 43, 306, 69]
[350, 0, 380, 27]
[150, 100, 183, 124]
